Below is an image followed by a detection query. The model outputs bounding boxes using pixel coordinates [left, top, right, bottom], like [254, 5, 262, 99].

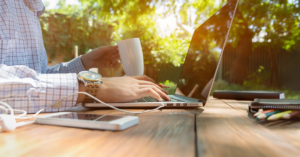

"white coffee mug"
[118, 38, 144, 76]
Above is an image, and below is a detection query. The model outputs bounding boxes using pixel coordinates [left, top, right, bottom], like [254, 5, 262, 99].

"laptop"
[83, 0, 239, 108]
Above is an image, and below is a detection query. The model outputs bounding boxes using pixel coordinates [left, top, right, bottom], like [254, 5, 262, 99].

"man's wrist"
[80, 54, 95, 70]
[96, 81, 107, 102]
[76, 80, 86, 103]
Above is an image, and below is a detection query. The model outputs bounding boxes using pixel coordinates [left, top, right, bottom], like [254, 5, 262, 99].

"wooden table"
[2, 98, 300, 157]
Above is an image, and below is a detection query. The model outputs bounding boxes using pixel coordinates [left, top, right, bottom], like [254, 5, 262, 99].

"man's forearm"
[0, 64, 80, 113]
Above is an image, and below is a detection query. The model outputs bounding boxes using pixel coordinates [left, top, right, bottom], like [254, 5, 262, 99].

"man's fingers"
[99, 45, 118, 52]
[105, 61, 110, 67]
[112, 59, 117, 64]
[137, 80, 168, 94]
[138, 80, 155, 85]
[131, 75, 156, 83]
[150, 86, 170, 101]
[139, 85, 169, 99]
[112, 53, 120, 59]
[140, 88, 162, 101]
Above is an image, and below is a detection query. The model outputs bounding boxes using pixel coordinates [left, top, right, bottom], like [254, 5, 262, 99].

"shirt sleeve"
[0, 64, 79, 113]
[45, 56, 87, 74]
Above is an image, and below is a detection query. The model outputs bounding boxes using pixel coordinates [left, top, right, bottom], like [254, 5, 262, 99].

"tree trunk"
[229, 7, 254, 85]
[268, 48, 280, 88]
[229, 27, 253, 84]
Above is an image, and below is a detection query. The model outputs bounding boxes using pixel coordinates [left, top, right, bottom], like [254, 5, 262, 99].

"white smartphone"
[35, 112, 139, 131]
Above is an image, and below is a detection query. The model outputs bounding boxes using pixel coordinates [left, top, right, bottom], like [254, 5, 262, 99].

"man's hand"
[77, 75, 170, 104]
[80, 45, 119, 70]
[97, 75, 170, 102]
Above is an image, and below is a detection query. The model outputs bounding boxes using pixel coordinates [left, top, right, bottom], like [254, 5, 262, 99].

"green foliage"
[193, 0, 227, 25]
[41, 0, 300, 63]
[41, 0, 233, 66]
[40, 0, 300, 94]
[243, 66, 271, 86]
[228, 0, 300, 51]
[159, 80, 177, 95]
[41, 0, 200, 67]
[40, 12, 113, 62]
[149, 36, 190, 66]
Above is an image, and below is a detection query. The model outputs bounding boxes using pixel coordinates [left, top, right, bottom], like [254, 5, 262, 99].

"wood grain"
[0, 108, 195, 157]
[3, 98, 300, 157]
[196, 99, 300, 157]
[223, 98, 300, 152]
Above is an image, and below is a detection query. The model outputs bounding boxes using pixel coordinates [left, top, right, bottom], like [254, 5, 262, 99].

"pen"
[254, 109, 274, 117]
[256, 110, 281, 119]
[267, 110, 292, 121]
[282, 110, 300, 119]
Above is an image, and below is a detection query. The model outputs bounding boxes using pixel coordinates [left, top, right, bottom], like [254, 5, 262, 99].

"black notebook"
[213, 90, 285, 100]
[249, 99, 300, 112]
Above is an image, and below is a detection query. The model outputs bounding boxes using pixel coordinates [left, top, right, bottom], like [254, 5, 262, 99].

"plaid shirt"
[0, 0, 86, 113]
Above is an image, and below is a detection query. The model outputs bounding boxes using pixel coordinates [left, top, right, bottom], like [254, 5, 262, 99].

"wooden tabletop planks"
[3, 98, 300, 157]
[0, 108, 195, 157]
[223, 98, 300, 153]
[196, 99, 300, 157]
[81, 109, 195, 157]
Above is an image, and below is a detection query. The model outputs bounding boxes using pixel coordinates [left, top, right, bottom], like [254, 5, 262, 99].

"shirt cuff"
[64, 56, 87, 73]
[34, 73, 79, 112]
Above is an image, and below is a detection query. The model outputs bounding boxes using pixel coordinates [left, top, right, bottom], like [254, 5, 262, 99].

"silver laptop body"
[84, 0, 239, 108]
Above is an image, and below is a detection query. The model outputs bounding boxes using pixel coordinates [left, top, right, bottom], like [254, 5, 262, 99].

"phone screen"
[51, 113, 124, 122]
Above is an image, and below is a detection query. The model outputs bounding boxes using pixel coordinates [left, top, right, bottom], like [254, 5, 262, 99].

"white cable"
[0, 103, 27, 118]
[13, 109, 27, 118]
[1, 92, 164, 122]
[0, 101, 14, 115]
[36, 92, 164, 115]
[0, 105, 8, 114]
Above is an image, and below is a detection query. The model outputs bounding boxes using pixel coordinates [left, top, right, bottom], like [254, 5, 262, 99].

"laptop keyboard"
[137, 97, 185, 102]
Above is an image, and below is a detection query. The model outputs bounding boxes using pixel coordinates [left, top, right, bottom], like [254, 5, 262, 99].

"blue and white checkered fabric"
[0, 0, 86, 113]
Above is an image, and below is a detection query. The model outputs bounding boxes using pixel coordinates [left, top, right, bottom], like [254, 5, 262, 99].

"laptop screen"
[176, 0, 238, 103]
